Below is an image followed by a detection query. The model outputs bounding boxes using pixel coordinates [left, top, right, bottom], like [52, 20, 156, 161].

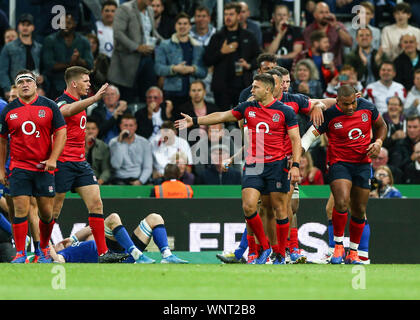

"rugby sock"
[332, 208, 348, 244]
[276, 218, 289, 257]
[234, 227, 248, 260]
[245, 212, 269, 250]
[289, 227, 299, 250]
[247, 234, 257, 256]
[358, 220, 370, 261]
[272, 244, 280, 254]
[152, 224, 171, 258]
[33, 241, 41, 256]
[39, 217, 54, 249]
[112, 225, 140, 259]
[349, 216, 365, 251]
[13, 216, 28, 253]
[0, 213, 12, 236]
[327, 220, 335, 248]
[88, 214, 108, 255]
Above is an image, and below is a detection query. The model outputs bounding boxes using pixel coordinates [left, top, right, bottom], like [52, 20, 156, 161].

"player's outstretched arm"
[60, 83, 109, 117]
[367, 115, 387, 159]
[175, 111, 238, 130]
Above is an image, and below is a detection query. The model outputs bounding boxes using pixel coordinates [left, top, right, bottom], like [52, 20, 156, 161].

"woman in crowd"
[291, 59, 323, 98]
[370, 165, 403, 198]
[299, 152, 324, 185]
[382, 96, 406, 150]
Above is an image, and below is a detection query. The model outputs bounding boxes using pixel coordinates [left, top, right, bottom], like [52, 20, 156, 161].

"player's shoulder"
[236, 100, 258, 110]
[357, 97, 377, 111]
[36, 95, 60, 109]
[282, 92, 308, 101]
[55, 92, 76, 107]
[271, 99, 295, 112]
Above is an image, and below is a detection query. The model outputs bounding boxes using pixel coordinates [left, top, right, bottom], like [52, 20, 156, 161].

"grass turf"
[1, 258, 419, 300]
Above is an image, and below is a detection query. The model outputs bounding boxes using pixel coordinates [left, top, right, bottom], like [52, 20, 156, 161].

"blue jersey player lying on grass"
[49, 212, 188, 264]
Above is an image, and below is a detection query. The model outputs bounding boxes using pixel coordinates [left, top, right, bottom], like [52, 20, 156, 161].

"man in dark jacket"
[394, 33, 420, 91]
[203, 2, 260, 111]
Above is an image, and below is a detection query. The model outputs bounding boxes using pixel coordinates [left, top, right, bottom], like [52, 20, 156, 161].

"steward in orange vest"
[152, 164, 193, 198]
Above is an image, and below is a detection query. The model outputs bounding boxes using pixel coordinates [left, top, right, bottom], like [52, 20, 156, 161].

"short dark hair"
[164, 164, 181, 180]
[224, 2, 241, 14]
[15, 69, 36, 79]
[337, 85, 356, 98]
[161, 120, 176, 131]
[266, 69, 282, 77]
[190, 79, 206, 90]
[254, 73, 275, 92]
[407, 115, 420, 123]
[86, 116, 99, 127]
[310, 30, 328, 45]
[393, 2, 411, 14]
[102, 0, 117, 10]
[65, 66, 90, 84]
[356, 27, 372, 37]
[273, 66, 289, 77]
[195, 5, 210, 16]
[257, 53, 277, 68]
[175, 12, 190, 23]
[379, 61, 395, 72]
[121, 114, 136, 122]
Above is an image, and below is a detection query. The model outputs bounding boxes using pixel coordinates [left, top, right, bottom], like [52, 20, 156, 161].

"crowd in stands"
[0, 0, 420, 192]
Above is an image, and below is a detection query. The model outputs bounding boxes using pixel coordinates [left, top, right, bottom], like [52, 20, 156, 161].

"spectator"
[238, 53, 277, 103]
[135, 86, 174, 140]
[263, 4, 304, 71]
[155, 12, 207, 111]
[309, 133, 328, 182]
[370, 166, 402, 199]
[196, 144, 242, 185]
[152, 0, 175, 39]
[0, 8, 9, 48]
[203, 2, 260, 111]
[150, 120, 192, 179]
[94, 0, 117, 59]
[344, 27, 384, 88]
[381, 2, 420, 62]
[403, 141, 420, 184]
[238, 1, 262, 48]
[177, 80, 218, 137]
[390, 115, 420, 170]
[170, 151, 195, 185]
[109, 114, 153, 185]
[404, 68, 420, 117]
[303, 1, 353, 67]
[0, 14, 43, 98]
[365, 61, 406, 115]
[42, 14, 93, 99]
[150, 164, 193, 198]
[371, 147, 404, 184]
[108, 0, 161, 104]
[292, 30, 338, 91]
[324, 65, 363, 99]
[4, 28, 17, 45]
[382, 96, 407, 151]
[190, 5, 216, 47]
[91, 85, 131, 144]
[347, 1, 381, 51]
[85, 33, 111, 93]
[299, 152, 324, 185]
[291, 59, 323, 99]
[85, 117, 112, 185]
[394, 34, 420, 91]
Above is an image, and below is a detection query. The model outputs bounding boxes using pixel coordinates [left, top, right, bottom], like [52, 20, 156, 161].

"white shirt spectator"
[381, 24, 420, 61]
[365, 80, 407, 114]
[404, 86, 420, 116]
[150, 134, 193, 175]
[95, 20, 114, 58]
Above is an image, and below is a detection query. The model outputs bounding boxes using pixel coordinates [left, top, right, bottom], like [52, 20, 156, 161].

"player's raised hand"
[175, 113, 193, 130]
[94, 83, 109, 101]
[366, 140, 382, 158]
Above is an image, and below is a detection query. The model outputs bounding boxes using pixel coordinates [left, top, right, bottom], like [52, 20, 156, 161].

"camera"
[370, 177, 383, 191]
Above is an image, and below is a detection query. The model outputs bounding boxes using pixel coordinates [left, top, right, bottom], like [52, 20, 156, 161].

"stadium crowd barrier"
[56, 187, 420, 263]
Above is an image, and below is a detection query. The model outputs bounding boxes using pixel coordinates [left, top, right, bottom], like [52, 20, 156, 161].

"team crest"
[272, 113, 280, 122]
[48, 186, 54, 193]
[38, 109, 46, 118]
[361, 113, 368, 122]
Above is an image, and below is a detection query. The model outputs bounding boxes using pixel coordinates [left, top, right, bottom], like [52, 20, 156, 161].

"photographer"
[370, 165, 403, 199]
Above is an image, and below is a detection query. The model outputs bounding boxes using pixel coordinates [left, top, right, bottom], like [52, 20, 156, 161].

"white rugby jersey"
[365, 80, 406, 115]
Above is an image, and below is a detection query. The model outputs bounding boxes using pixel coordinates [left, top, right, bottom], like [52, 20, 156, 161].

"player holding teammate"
[0, 70, 67, 263]
[177, 73, 302, 264]
[301, 85, 387, 264]
[52, 66, 117, 262]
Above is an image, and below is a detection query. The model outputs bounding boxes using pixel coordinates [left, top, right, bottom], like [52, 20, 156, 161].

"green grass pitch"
[1, 252, 420, 300]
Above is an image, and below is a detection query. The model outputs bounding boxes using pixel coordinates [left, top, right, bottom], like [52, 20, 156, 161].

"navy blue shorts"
[9, 168, 55, 197]
[55, 161, 97, 194]
[242, 159, 290, 194]
[328, 162, 372, 189]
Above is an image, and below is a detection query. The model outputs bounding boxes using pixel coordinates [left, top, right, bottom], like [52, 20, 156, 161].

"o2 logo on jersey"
[21, 121, 40, 138]
[255, 122, 270, 133]
[80, 115, 87, 129]
[348, 128, 365, 140]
